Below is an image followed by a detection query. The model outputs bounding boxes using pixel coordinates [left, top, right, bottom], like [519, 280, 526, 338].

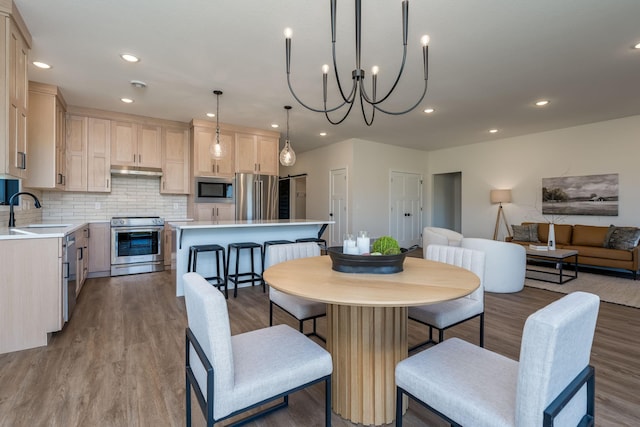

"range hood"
[110, 166, 163, 177]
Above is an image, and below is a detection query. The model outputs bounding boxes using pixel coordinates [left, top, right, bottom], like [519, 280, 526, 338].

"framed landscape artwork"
[542, 173, 619, 216]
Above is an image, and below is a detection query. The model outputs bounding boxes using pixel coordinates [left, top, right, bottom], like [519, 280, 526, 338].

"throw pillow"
[512, 224, 540, 242]
[604, 226, 640, 250]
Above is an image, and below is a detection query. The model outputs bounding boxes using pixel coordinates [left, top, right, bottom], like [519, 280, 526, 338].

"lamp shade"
[490, 189, 512, 204]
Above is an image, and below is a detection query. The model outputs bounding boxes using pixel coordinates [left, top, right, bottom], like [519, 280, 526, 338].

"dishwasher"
[63, 232, 78, 323]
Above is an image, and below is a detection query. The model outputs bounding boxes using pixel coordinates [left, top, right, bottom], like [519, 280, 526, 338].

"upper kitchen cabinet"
[0, 6, 31, 179]
[161, 126, 190, 194]
[24, 82, 67, 189]
[111, 121, 162, 170]
[191, 120, 235, 178]
[235, 133, 279, 176]
[65, 114, 111, 192]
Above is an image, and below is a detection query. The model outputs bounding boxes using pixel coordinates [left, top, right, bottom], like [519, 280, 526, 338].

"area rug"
[524, 269, 640, 309]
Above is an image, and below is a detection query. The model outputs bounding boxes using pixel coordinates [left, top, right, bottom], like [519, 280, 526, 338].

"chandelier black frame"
[284, 0, 429, 126]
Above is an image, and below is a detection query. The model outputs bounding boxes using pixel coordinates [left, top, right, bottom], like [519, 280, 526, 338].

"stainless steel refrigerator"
[235, 173, 278, 220]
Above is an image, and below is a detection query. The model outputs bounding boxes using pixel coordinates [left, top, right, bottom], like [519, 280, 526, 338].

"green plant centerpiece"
[328, 236, 407, 274]
[371, 236, 401, 255]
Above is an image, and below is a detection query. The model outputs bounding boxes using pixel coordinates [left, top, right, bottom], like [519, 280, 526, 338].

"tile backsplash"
[41, 175, 188, 221]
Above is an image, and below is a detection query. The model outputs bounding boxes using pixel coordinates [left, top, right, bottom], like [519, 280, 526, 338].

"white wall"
[428, 114, 640, 240]
[289, 138, 428, 239]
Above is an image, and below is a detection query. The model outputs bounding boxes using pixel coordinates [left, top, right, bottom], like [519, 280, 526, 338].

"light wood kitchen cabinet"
[111, 121, 162, 169]
[1, 11, 31, 179]
[235, 133, 279, 176]
[161, 126, 190, 194]
[66, 115, 111, 192]
[194, 203, 235, 221]
[24, 82, 67, 189]
[76, 225, 89, 295]
[0, 237, 62, 354]
[88, 222, 111, 277]
[192, 122, 235, 177]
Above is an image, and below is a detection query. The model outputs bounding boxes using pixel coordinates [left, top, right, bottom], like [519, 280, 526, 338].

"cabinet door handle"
[138, 154, 141, 163]
[19, 152, 26, 170]
[58, 173, 63, 184]
[106, 179, 110, 188]
[133, 154, 136, 162]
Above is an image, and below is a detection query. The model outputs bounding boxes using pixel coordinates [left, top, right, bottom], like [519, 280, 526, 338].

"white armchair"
[396, 292, 600, 427]
[183, 272, 333, 427]
[461, 237, 526, 293]
[422, 227, 463, 249]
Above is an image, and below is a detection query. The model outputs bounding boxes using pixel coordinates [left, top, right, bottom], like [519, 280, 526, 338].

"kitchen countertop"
[0, 222, 88, 240]
[169, 219, 331, 229]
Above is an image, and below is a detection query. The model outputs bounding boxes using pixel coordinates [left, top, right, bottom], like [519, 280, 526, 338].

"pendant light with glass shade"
[210, 90, 226, 159]
[279, 105, 296, 166]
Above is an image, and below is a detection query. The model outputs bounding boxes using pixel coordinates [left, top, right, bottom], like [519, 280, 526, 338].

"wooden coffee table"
[526, 248, 578, 284]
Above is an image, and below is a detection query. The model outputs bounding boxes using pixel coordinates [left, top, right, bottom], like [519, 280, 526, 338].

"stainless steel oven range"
[110, 216, 165, 276]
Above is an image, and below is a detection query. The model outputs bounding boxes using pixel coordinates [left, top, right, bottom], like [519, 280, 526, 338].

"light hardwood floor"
[1, 270, 639, 426]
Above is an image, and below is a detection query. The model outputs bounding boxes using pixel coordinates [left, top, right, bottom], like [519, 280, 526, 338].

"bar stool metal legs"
[188, 244, 228, 298]
[226, 242, 264, 298]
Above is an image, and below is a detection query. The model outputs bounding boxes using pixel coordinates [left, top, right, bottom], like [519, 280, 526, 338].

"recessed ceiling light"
[634, 42, 640, 49]
[206, 113, 215, 118]
[319, 132, 327, 136]
[423, 108, 435, 114]
[120, 53, 140, 63]
[489, 129, 499, 134]
[120, 98, 134, 104]
[535, 100, 550, 107]
[271, 124, 279, 128]
[32, 61, 52, 69]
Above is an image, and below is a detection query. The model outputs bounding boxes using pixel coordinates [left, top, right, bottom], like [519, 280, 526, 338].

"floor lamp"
[491, 189, 512, 240]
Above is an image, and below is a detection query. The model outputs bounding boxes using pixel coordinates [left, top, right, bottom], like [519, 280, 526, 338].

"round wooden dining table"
[263, 255, 480, 425]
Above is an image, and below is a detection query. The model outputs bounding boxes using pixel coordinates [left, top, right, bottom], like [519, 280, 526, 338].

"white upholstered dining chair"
[183, 272, 333, 427]
[266, 242, 326, 341]
[408, 244, 485, 351]
[396, 291, 600, 427]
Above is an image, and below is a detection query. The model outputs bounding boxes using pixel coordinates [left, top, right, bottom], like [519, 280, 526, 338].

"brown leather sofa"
[508, 222, 640, 278]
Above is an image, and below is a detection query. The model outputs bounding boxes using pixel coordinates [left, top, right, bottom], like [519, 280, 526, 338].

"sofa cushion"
[604, 226, 640, 250]
[512, 224, 540, 242]
[572, 225, 610, 247]
[528, 222, 572, 245]
[564, 245, 634, 262]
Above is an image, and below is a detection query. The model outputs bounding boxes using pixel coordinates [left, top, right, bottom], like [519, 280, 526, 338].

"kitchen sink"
[8, 229, 35, 235]
[25, 223, 72, 228]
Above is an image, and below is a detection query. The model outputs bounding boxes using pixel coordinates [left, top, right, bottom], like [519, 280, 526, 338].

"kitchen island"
[169, 219, 332, 296]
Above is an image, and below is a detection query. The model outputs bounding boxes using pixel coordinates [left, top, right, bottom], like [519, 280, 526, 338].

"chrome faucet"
[8, 192, 42, 227]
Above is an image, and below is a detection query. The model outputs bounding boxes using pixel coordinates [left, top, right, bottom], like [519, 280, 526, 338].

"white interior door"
[329, 168, 347, 247]
[389, 171, 423, 248]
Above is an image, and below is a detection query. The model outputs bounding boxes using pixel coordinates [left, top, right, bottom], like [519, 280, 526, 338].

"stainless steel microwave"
[194, 177, 234, 203]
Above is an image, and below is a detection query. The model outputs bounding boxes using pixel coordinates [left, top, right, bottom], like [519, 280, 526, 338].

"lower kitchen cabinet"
[0, 238, 62, 354]
[88, 222, 110, 278]
[194, 203, 235, 221]
[76, 225, 89, 294]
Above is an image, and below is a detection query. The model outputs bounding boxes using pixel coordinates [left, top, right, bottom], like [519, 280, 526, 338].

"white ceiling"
[15, 0, 640, 154]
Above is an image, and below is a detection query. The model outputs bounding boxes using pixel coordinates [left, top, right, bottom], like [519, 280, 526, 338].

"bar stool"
[226, 242, 263, 298]
[295, 223, 329, 254]
[261, 240, 293, 273]
[295, 237, 327, 254]
[188, 244, 227, 298]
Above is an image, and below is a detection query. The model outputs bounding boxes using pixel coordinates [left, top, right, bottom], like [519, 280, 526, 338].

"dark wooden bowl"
[327, 246, 408, 274]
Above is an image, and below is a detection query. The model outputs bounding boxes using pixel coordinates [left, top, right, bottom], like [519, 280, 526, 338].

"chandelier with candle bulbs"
[284, 0, 430, 126]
